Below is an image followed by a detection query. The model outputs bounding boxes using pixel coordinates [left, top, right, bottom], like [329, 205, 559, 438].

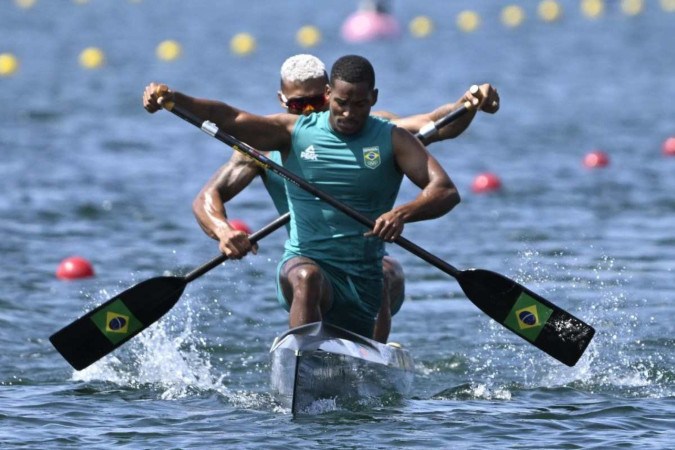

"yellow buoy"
[538, 0, 563, 22]
[409, 16, 434, 38]
[662, 0, 675, 12]
[621, 0, 644, 16]
[14, 0, 36, 9]
[156, 40, 182, 61]
[501, 5, 526, 28]
[230, 33, 256, 56]
[79, 47, 105, 69]
[296, 25, 321, 48]
[457, 11, 481, 33]
[581, 0, 604, 19]
[0, 53, 20, 77]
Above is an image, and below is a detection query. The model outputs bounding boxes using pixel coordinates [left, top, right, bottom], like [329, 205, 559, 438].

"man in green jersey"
[188, 54, 499, 342]
[143, 55, 493, 339]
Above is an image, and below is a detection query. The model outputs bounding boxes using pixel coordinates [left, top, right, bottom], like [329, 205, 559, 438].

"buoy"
[296, 25, 321, 48]
[156, 40, 182, 61]
[457, 11, 481, 33]
[409, 16, 433, 38]
[229, 219, 252, 234]
[501, 5, 526, 28]
[583, 150, 610, 168]
[0, 53, 19, 77]
[14, 0, 36, 9]
[79, 47, 105, 69]
[230, 33, 256, 56]
[621, 0, 644, 16]
[56, 256, 95, 280]
[472, 172, 502, 193]
[662, 137, 675, 156]
[581, 0, 604, 19]
[341, 10, 400, 43]
[539, 0, 563, 22]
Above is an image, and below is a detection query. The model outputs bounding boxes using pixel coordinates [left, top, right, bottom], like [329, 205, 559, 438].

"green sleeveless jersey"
[283, 110, 402, 278]
[261, 151, 289, 216]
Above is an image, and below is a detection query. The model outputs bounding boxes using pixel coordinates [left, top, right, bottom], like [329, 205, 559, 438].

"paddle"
[165, 103, 595, 367]
[49, 213, 290, 371]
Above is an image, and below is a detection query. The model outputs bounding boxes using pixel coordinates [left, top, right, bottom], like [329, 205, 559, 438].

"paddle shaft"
[184, 212, 290, 282]
[167, 105, 469, 280]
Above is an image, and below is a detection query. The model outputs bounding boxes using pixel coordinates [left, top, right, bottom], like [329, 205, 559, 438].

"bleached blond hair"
[280, 54, 327, 84]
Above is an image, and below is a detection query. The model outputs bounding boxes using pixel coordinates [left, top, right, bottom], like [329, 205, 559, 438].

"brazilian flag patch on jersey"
[90, 299, 142, 344]
[363, 147, 381, 169]
[503, 292, 554, 342]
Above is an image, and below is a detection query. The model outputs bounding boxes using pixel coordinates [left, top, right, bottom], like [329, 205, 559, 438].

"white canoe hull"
[269, 321, 415, 415]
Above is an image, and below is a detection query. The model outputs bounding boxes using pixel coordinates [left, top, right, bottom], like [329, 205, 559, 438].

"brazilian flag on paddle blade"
[503, 292, 554, 342]
[90, 299, 143, 344]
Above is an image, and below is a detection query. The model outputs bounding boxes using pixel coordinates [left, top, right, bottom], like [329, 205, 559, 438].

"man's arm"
[143, 82, 296, 153]
[369, 127, 461, 242]
[193, 152, 262, 237]
[383, 83, 499, 144]
[191, 152, 264, 259]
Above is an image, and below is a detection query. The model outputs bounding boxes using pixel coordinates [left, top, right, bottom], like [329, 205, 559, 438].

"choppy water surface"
[1, 1, 673, 448]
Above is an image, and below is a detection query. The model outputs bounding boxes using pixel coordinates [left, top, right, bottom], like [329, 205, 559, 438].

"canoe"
[269, 321, 415, 415]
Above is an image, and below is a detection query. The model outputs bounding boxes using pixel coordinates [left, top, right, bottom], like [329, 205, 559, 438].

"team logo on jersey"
[300, 145, 318, 161]
[363, 147, 381, 169]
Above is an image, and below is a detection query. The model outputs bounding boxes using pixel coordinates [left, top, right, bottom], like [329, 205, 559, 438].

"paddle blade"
[49, 276, 187, 370]
[456, 269, 595, 367]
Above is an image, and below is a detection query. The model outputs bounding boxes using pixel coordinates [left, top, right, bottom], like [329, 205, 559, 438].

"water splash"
[467, 249, 673, 398]
[72, 293, 229, 400]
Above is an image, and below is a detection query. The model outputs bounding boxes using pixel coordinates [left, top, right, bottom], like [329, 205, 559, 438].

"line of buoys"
[56, 256, 95, 280]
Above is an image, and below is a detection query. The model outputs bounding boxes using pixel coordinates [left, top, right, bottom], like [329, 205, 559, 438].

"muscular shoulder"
[266, 112, 300, 133]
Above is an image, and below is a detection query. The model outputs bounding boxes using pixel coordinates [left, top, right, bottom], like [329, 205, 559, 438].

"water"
[1, 0, 674, 448]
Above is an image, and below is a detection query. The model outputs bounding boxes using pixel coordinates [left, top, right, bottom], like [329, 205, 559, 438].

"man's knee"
[280, 257, 332, 311]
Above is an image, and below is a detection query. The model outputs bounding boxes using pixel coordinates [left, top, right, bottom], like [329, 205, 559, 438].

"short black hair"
[330, 55, 375, 89]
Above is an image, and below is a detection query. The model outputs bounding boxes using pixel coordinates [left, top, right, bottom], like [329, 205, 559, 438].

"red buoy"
[472, 172, 502, 193]
[56, 256, 95, 280]
[229, 219, 252, 234]
[662, 137, 675, 156]
[583, 150, 610, 168]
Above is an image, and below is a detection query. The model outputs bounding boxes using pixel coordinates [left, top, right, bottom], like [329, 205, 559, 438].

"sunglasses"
[280, 93, 327, 114]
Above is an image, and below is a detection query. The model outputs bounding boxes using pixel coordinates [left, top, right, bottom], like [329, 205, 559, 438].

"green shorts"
[276, 254, 383, 338]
